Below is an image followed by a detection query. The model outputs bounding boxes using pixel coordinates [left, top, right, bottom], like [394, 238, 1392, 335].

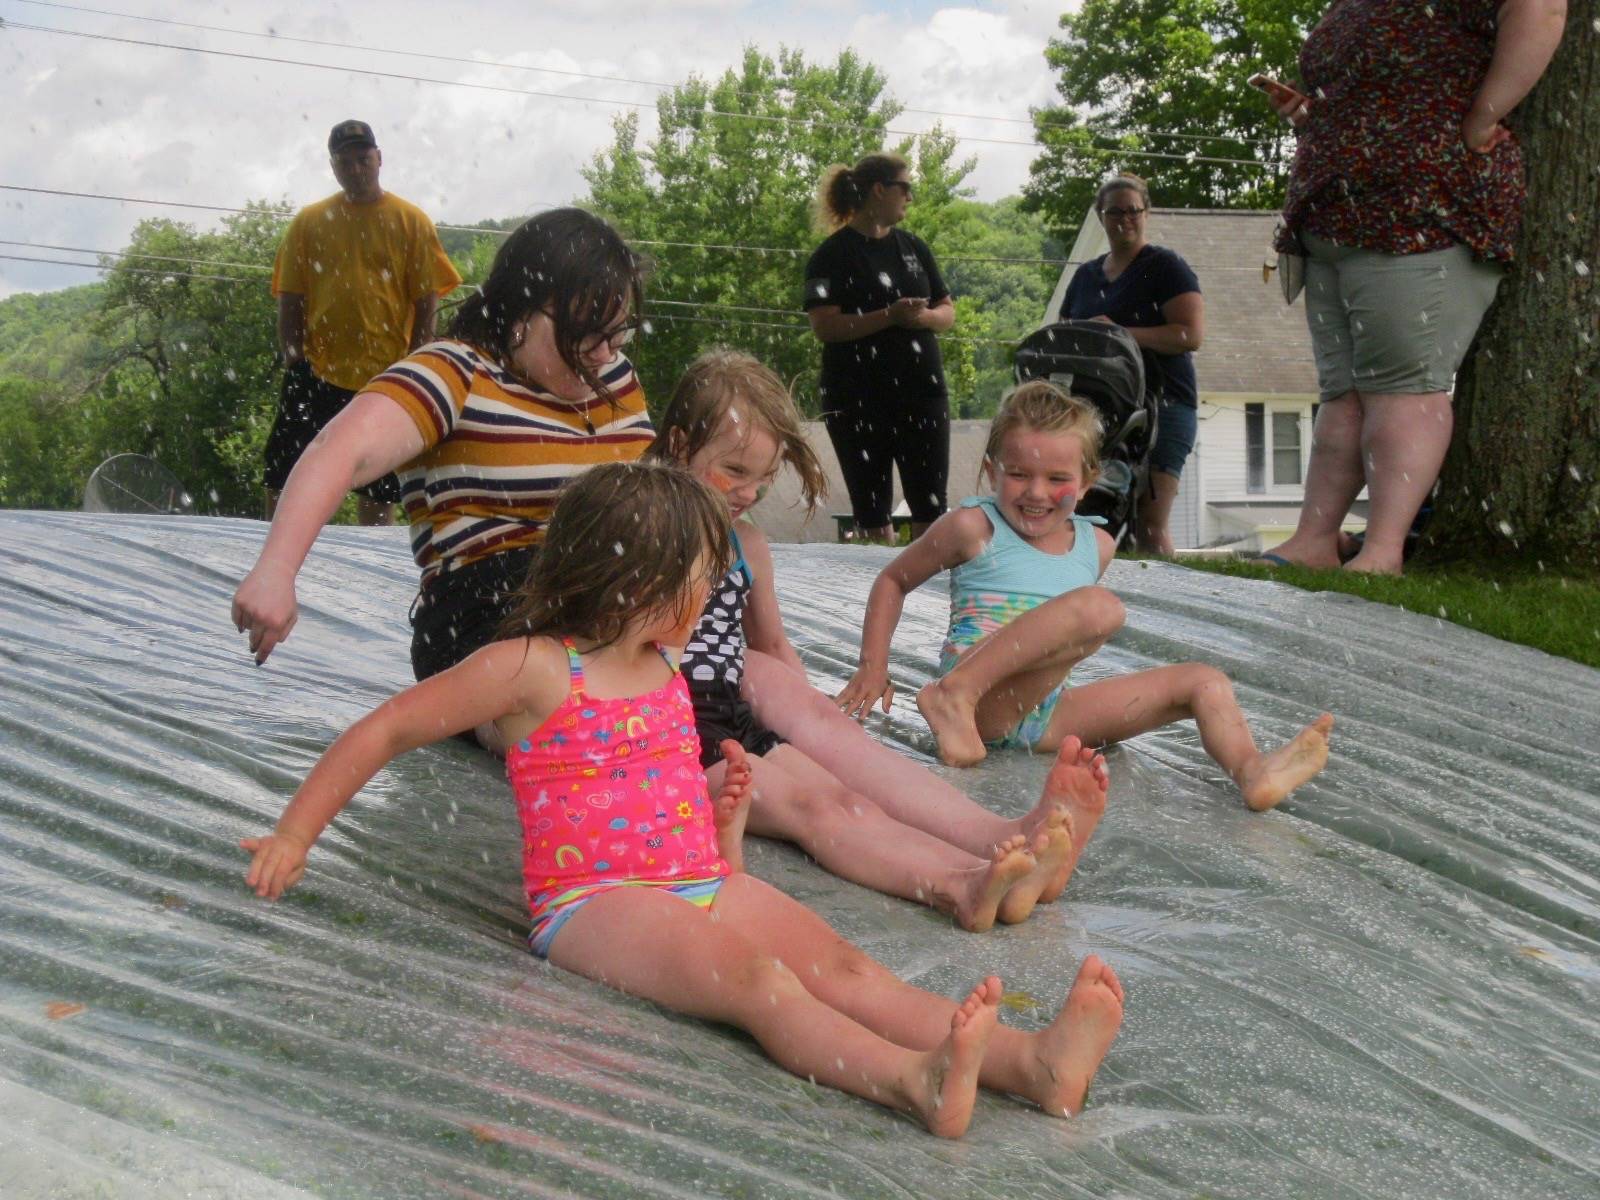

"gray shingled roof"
[1060, 208, 1318, 396]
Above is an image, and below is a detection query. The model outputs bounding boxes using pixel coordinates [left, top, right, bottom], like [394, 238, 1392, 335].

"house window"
[1272, 410, 1303, 485]
[1245, 403, 1265, 493]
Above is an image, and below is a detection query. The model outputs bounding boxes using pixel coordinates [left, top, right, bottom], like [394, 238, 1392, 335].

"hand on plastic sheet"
[232, 566, 299, 665]
[242, 833, 310, 900]
[835, 664, 895, 720]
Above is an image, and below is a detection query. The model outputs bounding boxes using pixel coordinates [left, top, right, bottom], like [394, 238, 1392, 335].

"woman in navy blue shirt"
[1061, 175, 1204, 555]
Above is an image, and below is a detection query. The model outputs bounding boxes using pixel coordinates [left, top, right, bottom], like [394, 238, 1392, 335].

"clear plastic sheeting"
[1, 511, 1597, 1200]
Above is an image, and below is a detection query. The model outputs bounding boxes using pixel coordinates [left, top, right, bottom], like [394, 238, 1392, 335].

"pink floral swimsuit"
[507, 638, 729, 957]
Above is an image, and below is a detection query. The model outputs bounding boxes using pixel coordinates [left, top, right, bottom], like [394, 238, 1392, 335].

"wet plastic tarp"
[1, 511, 1597, 1199]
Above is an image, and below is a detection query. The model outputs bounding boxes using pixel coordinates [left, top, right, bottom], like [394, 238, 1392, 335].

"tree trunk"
[1423, 3, 1600, 572]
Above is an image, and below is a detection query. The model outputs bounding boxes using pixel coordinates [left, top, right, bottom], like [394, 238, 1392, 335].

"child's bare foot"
[1021, 955, 1124, 1117]
[713, 740, 753, 873]
[908, 975, 1001, 1138]
[1236, 712, 1333, 811]
[1034, 736, 1109, 902]
[997, 806, 1073, 925]
[951, 836, 1036, 933]
[916, 680, 987, 767]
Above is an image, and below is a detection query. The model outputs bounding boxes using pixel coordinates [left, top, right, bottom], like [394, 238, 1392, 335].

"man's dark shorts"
[263, 360, 401, 502]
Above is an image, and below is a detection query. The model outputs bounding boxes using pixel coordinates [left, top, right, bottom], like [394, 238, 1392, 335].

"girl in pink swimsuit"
[241, 460, 1126, 1138]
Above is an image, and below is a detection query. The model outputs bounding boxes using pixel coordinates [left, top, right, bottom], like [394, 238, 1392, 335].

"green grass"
[1160, 555, 1600, 669]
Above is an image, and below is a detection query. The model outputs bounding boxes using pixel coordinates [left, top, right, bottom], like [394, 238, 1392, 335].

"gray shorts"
[1302, 233, 1503, 403]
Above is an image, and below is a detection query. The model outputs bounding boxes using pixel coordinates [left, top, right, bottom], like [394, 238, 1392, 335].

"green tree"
[585, 46, 946, 413]
[86, 204, 286, 514]
[1023, 0, 1322, 240]
[0, 378, 78, 509]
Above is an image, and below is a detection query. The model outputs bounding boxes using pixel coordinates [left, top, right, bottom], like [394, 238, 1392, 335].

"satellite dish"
[82, 453, 195, 515]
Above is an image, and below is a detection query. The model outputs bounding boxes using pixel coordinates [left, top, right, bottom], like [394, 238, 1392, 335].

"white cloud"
[0, 1, 1068, 296]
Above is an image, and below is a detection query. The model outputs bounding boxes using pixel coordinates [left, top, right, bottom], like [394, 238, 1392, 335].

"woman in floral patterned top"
[1262, 0, 1566, 575]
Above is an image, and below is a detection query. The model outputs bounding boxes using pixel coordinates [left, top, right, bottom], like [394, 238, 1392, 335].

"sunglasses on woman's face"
[883, 180, 914, 198]
[1102, 206, 1147, 219]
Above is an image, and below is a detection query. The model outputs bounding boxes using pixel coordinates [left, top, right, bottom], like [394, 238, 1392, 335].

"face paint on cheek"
[704, 469, 734, 496]
[1051, 485, 1078, 511]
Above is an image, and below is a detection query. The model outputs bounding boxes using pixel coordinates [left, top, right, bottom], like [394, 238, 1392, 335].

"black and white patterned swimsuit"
[681, 527, 784, 768]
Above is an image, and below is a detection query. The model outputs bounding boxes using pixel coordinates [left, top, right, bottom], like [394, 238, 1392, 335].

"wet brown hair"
[815, 153, 909, 229]
[645, 348, 828, 516]
[498, 461, 732, 649]
[981, 380, 1105, 484]
[447, 207, 646, 402]
[1095, 173, 1151, 213]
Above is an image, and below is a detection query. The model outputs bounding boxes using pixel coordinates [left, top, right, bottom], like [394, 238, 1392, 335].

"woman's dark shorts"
[409, 547, 537, 682]
[689, 680, 783, 768]
[1148, 399, 1199, 479]
[264, 361, 402, 503]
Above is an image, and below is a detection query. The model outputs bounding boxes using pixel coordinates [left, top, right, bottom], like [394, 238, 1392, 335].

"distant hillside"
[0, 283, 105, 395]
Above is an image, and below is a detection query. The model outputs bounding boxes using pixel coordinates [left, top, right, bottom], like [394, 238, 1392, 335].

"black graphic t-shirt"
[803, 226, 950, 403]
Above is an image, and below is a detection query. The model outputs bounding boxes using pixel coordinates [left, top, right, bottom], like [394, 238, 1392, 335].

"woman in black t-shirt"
[803, 153, 955, 543]
[1061, 175, 1204, 556]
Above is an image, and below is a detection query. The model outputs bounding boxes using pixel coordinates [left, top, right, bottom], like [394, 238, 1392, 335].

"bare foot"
[997, 806, 1073, 925]
[1034, 736, 1109, 902]
[1021, 955, 1124, 1117]
[908, 975, 1001, 1138]
[1236, 712, 1333, 811]
[1342, 551, 1402, 576]
[713, 739, 753, 872]
[953, 836, 1037, 933]
[917, 680, 987, 768]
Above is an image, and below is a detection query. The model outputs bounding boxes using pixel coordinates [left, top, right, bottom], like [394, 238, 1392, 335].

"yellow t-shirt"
[271, 192, 463, 391]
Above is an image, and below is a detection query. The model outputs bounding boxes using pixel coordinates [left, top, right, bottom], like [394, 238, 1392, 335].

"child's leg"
[710, 873, 1125, 1117]
[742, 651, 1062, 854]
[917, 586, 1125, 767]
[548, 883, 999, 1137]
[743, 744, 1051, 933]
[1039, 666, 1334, 811]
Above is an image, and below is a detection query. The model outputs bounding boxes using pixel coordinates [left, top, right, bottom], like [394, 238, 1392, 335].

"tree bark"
[1423, 3, 1600, 572]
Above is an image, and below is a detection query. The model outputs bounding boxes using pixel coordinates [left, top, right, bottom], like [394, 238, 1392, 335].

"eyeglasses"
[579, 321, 638, 355]
[1102, 206, 1147, 219]
[883, 180, 914, 198]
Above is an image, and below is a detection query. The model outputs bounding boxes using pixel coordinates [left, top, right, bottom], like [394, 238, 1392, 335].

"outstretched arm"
[242, 639, 561, 899]
[232, 395, 425, 664]
[836, 508, 985, 718]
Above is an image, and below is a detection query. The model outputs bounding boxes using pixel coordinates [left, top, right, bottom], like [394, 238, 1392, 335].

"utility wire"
[3, 19, 1288, 171]
[11, 0, 1286, 151]
[0, 185, 1076, 267]
[0, 238, 271, 272]
[0, 252, 256, 283]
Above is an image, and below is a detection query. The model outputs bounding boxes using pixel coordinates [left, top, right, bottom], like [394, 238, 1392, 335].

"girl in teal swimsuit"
[839, 381, 1335, 812]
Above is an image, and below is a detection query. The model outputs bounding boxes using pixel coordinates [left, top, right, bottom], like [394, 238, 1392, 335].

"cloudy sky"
[0, 0, 1077, 299]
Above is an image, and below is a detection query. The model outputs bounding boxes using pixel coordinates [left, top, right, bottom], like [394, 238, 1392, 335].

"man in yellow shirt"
[266, 119, 462, 524]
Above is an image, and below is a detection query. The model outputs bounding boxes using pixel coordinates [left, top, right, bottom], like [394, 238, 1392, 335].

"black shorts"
[263, 360, 402, 503]
[409, 547, 538, 682]
[689, 680, 783, 768]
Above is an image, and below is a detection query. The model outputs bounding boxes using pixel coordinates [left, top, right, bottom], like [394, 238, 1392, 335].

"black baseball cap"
[328, 119, 377, 154]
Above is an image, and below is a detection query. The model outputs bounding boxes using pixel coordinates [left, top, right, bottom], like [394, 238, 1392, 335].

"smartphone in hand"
[1248, 74, 1310, 110]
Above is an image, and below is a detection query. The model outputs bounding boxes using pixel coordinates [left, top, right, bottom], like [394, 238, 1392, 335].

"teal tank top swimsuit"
[939, 496, 1105, 750]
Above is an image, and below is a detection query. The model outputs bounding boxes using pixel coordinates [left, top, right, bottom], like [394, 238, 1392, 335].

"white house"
[1049, 206, 1368, 552]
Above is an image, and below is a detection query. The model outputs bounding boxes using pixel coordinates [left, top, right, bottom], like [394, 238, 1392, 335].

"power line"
[0, 238, 271, 273]
[10, 0, 1286, 151]
[0, 252, 256, 283]
[0, 184, 1075, 267]
[3, 19, 1288, 172]
[1, 254, 1308, 357]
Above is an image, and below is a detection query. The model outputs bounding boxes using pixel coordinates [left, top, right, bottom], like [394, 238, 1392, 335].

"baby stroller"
[1012, 320, 1158, 548]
